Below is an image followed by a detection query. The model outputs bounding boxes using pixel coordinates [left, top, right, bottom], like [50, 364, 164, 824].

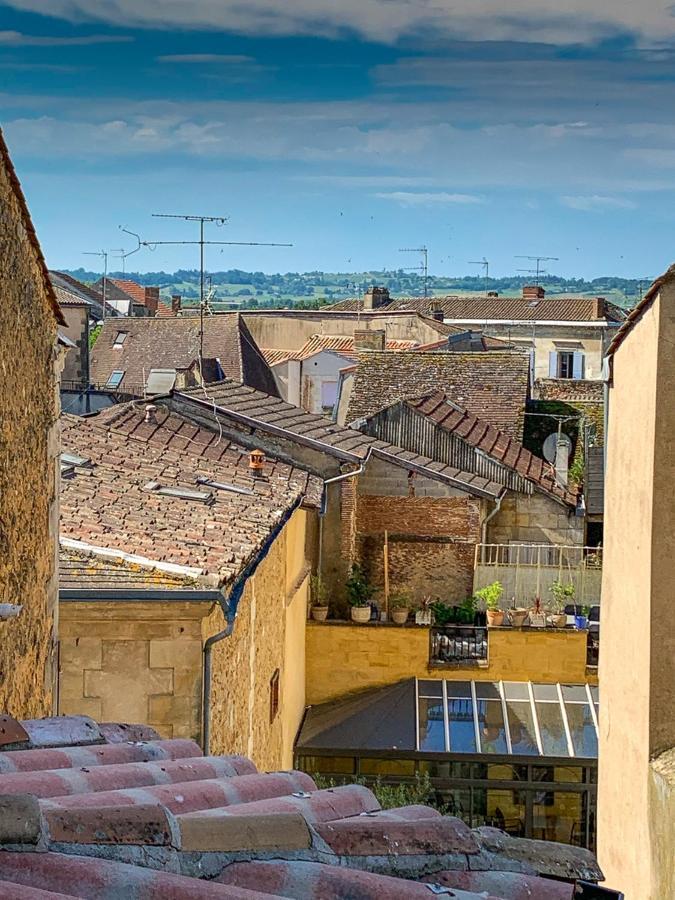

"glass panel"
[533, 683, 559, 702]
[487, 763, 528, 781]
[503, 682, 530, 701]
[445, 681, 471, 699]
[298, 755, 355, 775]
[443, 788, 471, 822]
[533, 765, 583, 784]
[476, 700, 508, 753]
[447, 698, 477, 753]
[418, 680, 443, 698]
[505, 702, 539, 755]
[418, 759, 452, 778]
[588, 685, 599, 703]
[359, 758, 415, 777]
[561, 684, 589, 703]
[418, 698, 446, 751]
[565, 703, 598, 758]
[536, 701, 570, 757]
[486, 788, 526, 836]
[531, 789, 585, 846]
[475, 682, 501, 699]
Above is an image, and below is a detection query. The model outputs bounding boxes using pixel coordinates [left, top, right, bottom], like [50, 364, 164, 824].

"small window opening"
[106, 370, 124, 389]
[557, 352, 574, 379]
[270, 669, 280, 724]
[113, 332, 128, 348]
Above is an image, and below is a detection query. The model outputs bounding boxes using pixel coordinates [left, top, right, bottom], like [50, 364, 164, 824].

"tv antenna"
[399, 246, 428, 298]
[515, 255, 559, 286]
[83, 249, 110, 319]
[122, 214, 292, 359]
[469, 257, 490, 295]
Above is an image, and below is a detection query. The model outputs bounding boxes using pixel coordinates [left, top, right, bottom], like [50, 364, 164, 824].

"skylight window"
[106, 370, 124, 389]
[196, 475, 254, 496]
[61, 452, 91, 468]
[143, 481, 214, 504]
[113, 331, 128, 348]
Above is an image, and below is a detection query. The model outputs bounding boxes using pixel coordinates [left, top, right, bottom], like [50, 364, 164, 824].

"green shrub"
[345, 564, 375, 608]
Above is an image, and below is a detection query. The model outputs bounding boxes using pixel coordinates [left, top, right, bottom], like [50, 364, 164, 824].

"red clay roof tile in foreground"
[0, 713, 605, 899]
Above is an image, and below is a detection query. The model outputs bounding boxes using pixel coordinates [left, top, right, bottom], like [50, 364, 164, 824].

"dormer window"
[113, 332, 128, 349]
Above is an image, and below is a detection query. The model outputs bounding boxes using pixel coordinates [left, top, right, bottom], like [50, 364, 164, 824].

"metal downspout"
[481, 492, 504, 546]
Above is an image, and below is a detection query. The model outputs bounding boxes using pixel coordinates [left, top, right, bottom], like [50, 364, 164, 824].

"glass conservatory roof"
[296, 679, 599, 761]
[417, 680, 599, 759]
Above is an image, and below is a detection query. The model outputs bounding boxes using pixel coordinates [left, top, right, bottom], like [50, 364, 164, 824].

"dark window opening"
[557, 351, 575, 379]
[270, 669, 280, 724]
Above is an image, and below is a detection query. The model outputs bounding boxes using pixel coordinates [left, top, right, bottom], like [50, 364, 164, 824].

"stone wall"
[60, 305, 89, 386]
[487, 492, 583, 546]
[306, 622, 595, 705]
[0, 136, 60, 718]
[207, 508, 310, 771]
[58, 601, 210, 741]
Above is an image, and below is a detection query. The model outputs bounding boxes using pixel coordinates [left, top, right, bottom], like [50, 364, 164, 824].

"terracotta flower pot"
[351, 606, 371, 623]
[509, 608, 529, 628]
[311, 606, 329, 622]
[486, 609, 504, 627]
[550, 613, 567, 628]
[391, 608, 410, 625]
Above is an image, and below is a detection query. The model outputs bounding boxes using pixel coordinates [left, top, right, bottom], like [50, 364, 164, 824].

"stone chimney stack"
[430, 304, 444, 322]
[353, 329, 386, 351]
[144, 286, 160, 316]
[593, 297, 605, 318]
[522, 285, 546, 301]
[363, 286, 390, 310]
[171, 294, 182, 315]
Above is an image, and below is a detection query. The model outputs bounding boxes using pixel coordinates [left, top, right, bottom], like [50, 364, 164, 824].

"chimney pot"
[171, 294, 182, 315]
[144, 286, 160, 316]
[430, 304, 444, 322]
[523, 285, 546, 300]
[249, 448, 266, 477]
[144, 403, 157, 424]
[363, 286, 390, 310]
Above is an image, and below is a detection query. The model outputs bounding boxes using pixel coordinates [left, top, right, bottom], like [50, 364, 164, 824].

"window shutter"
[549, 351, 558, 377]
[572, 352, 585, 379]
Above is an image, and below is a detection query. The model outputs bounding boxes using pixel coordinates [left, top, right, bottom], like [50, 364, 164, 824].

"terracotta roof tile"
[0, 713, 605, 899]
[408, 392, 578, 506]
[346, 350, 530, 439]
[60, 405, 323, 584]
[90, 313, 278, 396]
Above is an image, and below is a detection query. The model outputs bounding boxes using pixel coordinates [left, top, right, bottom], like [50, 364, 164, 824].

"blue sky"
[2, 1, 675, 278]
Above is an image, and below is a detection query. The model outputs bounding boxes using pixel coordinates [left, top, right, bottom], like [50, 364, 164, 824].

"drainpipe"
[318, 448, 373, 581]
[201, 494, 304, 755]
[481, 492, 504, 546]
[601, 356, 611, 473]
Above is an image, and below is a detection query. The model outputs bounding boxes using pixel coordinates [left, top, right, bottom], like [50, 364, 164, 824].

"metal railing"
[430, 626, 488, 665]
[474, 543, 602, 607]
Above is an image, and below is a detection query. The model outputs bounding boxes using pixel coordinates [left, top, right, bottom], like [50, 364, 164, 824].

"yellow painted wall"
[306, 622, 595, 705]
[206, 507, 310, 771]
[59, 601, 211, 740]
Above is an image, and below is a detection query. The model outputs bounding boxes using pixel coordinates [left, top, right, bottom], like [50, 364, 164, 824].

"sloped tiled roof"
[175, 381, 506, 500]
[90, 313, 279, 396]
[59, 547, 207, 591]
[328, 293, 625, 323]
[107, 278, 147, 305]
[0, 712, 603, 899]
[408, 392, 578, 506]
[262, 334, 419, 366]
[0, 129, 65, 326]
[50, 271, 120, 318]
[346, 350, 530, 440]
[53, 286, 90, 308]
[60, 405, 322, 585]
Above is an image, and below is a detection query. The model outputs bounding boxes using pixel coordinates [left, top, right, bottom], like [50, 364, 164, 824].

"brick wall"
[0, 141, 60, 717]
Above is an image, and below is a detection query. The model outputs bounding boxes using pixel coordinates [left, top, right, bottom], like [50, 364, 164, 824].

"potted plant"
[309, 575, 329, 622]
[389, 591, 411, 625]
[430, 600, 455, 627]
[529, 597, 546, 628]
[415, 596, 433, 626]
[575, 604, 591, 630]
[346, 564, 375, 624]
[457, 596, 477, 626]
[548, 579, 574, 628]
[475, 581, 504, 627]
[509, 597, 529, 628]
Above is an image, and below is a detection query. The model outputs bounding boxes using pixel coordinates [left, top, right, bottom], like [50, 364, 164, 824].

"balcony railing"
[474, 543, 602, 607]
[430, 626, 488, 666]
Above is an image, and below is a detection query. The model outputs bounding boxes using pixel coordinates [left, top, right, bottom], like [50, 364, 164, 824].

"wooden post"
[383, 530, 390, 614]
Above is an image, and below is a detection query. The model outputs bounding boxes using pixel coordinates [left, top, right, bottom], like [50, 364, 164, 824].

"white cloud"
[0, 29, 131, 45]
[4, 0, 675, 45]
[560, 195, 637, 211]
[373, 191, 485, 206]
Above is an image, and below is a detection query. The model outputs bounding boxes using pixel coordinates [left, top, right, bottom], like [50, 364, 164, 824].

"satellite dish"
[543, 432, 572, 465]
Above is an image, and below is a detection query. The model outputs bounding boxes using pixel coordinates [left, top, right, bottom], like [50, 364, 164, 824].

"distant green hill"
[62, 267, 647, 311]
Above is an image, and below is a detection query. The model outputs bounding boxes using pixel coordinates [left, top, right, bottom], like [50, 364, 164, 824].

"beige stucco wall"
[306, 622, 595, 705]
[59, 601, 209, 741]
[0, 145, 60, 718]
[598, 282, 675, 899]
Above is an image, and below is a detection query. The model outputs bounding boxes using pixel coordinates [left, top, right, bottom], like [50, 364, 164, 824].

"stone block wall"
[0, 137, 60, 718]
[487, 492, 583, 546]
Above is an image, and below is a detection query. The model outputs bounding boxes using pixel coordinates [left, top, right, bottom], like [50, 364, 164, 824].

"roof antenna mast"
[82, 249, 109, 320]
[515, 255, 559, 287]
[124, 214, 292, 362]
[399, 246, 429, 298]
[469, 257, 490, 296]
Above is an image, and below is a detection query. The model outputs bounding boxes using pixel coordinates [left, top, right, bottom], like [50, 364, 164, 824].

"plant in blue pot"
[575, 604, 591, 630]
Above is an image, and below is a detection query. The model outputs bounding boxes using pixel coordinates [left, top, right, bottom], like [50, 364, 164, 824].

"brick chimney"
[523, 285, 546, 301]
[487, 290, 499, 298]
[430, 304, 444, 322]
[144, 286, 160, 316]
[363, 286, 390, 310]
[593, 297, 605, 318]
[171, 294, 182, 315]
[353, 329, 386, 351]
